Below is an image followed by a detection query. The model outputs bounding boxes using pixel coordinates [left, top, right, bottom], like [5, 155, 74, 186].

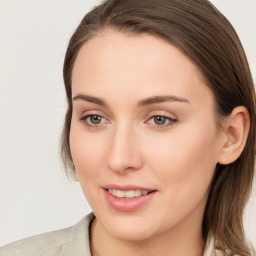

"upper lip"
[103, 184, 156, 191]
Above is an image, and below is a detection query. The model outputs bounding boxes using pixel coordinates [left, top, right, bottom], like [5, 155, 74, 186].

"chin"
[99, 212, 162, 242]
[108, 225, 156, 242]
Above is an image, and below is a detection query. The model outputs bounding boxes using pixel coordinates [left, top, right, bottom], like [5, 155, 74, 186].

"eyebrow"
[73, 94, 107, 106]
[138, 95, 190, 106]
[72, 94, 190, 107]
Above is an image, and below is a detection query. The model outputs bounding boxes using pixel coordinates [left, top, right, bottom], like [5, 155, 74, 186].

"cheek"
[144, 121, 219, 206]
[147, 121, 218, 174]
[140, 122, 219, 231]
[69, 122, 106, 181]
[69, 122, 108, 209]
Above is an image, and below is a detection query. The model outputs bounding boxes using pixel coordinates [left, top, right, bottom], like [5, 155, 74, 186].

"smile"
[103, 186, 157, 212]
[107, 189, 150, 198]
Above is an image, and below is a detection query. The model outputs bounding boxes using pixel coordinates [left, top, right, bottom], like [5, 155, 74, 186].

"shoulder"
[0, 213, 95, 256]
[0, 226, 71, 256]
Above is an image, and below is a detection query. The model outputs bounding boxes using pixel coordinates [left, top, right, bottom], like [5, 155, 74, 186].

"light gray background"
[0, 0, 255, 247]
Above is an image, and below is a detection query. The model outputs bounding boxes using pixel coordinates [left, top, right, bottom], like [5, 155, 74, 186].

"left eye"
[149, 116, 176, 126]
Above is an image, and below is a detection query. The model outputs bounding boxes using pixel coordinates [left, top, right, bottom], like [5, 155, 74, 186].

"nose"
[106, 123, 143, 174]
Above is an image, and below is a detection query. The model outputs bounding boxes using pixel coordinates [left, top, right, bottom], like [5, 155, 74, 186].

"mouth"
[103, 186, 157, 212]
[106, 189, 153, 198]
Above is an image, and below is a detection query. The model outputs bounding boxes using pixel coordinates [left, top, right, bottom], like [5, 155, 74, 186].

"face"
[70, 31, 224, 241]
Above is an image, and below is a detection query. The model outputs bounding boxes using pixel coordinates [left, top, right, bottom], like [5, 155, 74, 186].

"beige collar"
[203, 235, 224, 256]
[204, 234, 215, 256]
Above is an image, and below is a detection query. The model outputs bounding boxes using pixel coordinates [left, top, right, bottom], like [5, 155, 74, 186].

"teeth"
[134, 190, 141, 197]
[125, 190, 134, 198]
[108, 189, 150, 198]
[116, 190, 125, 198]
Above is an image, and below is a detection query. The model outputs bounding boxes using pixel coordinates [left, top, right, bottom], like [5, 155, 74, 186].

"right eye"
[80, 114, 107, 127]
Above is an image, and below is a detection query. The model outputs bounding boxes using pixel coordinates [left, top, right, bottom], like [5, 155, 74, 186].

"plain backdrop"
[0, 0, 255, 247]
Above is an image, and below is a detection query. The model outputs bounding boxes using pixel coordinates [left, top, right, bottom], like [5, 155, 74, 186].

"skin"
[69, 30, 238, 256]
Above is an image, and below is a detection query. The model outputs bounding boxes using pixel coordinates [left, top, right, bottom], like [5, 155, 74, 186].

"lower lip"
[103, 189, 157, 212]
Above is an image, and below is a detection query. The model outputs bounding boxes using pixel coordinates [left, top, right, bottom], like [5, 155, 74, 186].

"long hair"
[61, 0, 256, 255]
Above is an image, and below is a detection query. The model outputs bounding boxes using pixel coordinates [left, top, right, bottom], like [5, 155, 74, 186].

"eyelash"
[80, 115, 108, 129]
[80, 114, 177, 130]
[146, 116, 177, 129]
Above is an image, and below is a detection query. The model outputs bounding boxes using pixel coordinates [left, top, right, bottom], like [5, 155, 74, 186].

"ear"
[218, 106, 250, 165]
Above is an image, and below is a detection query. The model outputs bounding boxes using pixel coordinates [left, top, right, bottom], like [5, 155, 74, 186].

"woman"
[1, 0, 255, 255]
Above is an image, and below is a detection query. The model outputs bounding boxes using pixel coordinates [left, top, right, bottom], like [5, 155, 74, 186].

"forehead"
[71, 30, 212, 105]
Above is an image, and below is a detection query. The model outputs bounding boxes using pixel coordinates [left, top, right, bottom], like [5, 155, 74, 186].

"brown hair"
[61, 0, 256, 255]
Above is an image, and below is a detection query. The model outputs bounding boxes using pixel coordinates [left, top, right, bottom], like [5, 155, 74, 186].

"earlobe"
[218, 106, 250, 165]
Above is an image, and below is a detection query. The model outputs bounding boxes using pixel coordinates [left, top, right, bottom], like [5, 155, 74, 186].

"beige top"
[0, 212, 220, 256]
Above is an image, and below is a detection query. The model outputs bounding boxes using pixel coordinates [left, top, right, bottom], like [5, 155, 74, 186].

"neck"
[90, 214, 206, 256]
